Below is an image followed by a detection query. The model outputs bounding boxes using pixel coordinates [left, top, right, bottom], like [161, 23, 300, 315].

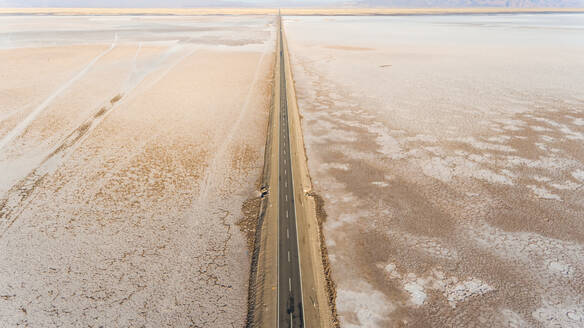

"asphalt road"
[277, 15, 305, 328]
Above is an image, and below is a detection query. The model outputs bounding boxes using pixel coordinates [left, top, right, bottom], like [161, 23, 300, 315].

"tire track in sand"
[0, 43, 198, 237]
[0, 34, 118, 152]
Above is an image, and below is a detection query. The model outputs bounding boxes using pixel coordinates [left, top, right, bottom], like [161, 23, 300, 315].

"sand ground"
[285, 14, 584, 327]
[0, 15, 275, 327]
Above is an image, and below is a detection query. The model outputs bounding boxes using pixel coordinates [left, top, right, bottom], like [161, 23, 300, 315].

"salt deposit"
[285, 13, 584, 327]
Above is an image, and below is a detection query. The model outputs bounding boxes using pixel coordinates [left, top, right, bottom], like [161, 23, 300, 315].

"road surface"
[277, 14, 305, 328]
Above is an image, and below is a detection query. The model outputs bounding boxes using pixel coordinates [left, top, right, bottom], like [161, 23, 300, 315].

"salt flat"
[0, 15, 275, 326]
[285, 14, 584, 327]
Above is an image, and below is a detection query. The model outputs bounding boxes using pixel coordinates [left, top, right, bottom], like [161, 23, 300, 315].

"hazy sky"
[0, 0, 345, 7]
[1, 0, 583, 7]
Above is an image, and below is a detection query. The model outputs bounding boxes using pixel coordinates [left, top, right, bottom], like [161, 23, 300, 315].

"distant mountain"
[356, 0, 584, 7]
[1, 0, 582, 7]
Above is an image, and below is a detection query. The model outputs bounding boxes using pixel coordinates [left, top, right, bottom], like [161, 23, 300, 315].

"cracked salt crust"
[418, 156, 514, 185]
[533, 302, 584, 328]
[286, 14, 584, 328]
[384, 264, 493, 308]
[0, 15, 275, 327]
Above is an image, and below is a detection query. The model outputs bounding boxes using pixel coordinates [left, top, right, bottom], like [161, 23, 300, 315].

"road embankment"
[246, 19, 337, 328]
[281, 25, 337, 328]
[244, 29, 279, 327]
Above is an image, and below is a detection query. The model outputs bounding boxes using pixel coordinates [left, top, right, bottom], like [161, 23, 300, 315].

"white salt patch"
[535, 143, 548, 152]
[571, 169, 584, 182]
[501, 169, 518, 178]
[424, 146, 443, 155]
[397, 268, 492, 308]
[342, 194, 357, 202]
[368, 123, 404, 159]
[473, 169, 514, 185]
[326, 238, 336, 247]
[371, 181, 389, 187]
[340, 120, 366, 129]
[527, 185, 561, 201]
[470, 220, 584, 263]
[467, 220, 584, 309]
[531, 125, 551, 132]
[421, 157, 453, 182]
[384, 263, 401, 279]
[404, 134, 438, 143]
[550, 181, 580, 190]
[503, 125, 524, 131]
[506, 156, 578, 170]
[388, 231, 458, 260]
[404, 281, 427, 305]
[560, 126, 584, 141]
[468, 154, 488, 163]
[455, 136, 516, 152]
[328, 211, 368, 230]
[491, 127, 505, 133]
[446, 279, 493, 307]
[541, 135, 555, 142]
[323, 128, 359, 143]
[336, 282, 394, 328]
[320, 162, 350, 171]
[499, 309, 530, 328]
[313, 118, 335, 131]
[573, 118, 584, 126]
[546, 260, 573, 278]
[420, 156, 513, 185]
[487, 135, 512, 143]
[566, 309, 584, 322]
[496, 118, 527, 129]
[532, 175, 551, 183]
[533, 117, 562, 128]
[329, 92, 342, 100]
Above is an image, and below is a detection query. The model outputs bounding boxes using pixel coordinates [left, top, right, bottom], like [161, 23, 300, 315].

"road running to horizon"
[277, 14, 305, 328]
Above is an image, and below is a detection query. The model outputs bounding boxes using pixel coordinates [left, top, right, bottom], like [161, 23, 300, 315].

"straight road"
[277, 13, 305, 328]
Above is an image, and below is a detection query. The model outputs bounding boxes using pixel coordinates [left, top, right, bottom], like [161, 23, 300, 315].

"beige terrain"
[285, 14, 584, 327]
[0, 15, 275, 326]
